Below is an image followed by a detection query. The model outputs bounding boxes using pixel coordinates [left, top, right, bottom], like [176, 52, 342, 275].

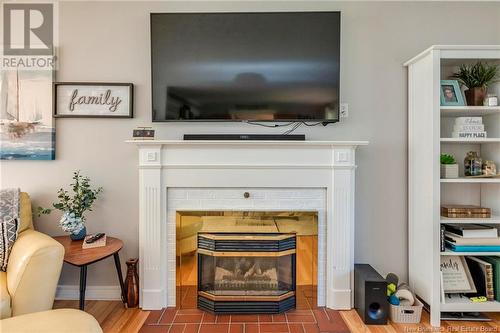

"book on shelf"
[452, 131, 487, 139]
[453, 124, 485, 132]
[444, 224, 498, 238]
[454, 117, 483, 125]
[441, 205, 491, 218]
[481, 256, 500, 302]
[445, 242, 500, 252]
[465, 256, 495, 301]
[441, 225, 446, 252]
[444, 232, 500, 246]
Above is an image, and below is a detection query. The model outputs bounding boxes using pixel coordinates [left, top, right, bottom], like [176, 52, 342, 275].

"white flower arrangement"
[38, 171, 102, 235]
[59, 211, 85, 233]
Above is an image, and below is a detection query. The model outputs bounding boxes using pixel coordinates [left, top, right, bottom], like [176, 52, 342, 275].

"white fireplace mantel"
[128, 140, 368, 310]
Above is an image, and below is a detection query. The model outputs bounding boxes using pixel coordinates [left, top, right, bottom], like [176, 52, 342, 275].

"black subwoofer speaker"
[354, 264, 388, 325]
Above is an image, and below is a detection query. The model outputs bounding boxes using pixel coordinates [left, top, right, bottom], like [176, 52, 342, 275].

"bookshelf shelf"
[440, 138, 500, 143]
[441, 215, 500, 224]
[440, 178, 500, 183]
[441, 249, 500, 256]
[407, 45, 500, 326]
[441, 106, 500, 117]
[441, 301, 500, 312]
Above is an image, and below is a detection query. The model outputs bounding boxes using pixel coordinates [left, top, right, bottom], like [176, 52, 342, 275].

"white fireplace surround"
[128, 140, 368, 311]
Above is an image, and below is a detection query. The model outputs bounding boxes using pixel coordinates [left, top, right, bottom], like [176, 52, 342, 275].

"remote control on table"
[86, 233, 105, 244]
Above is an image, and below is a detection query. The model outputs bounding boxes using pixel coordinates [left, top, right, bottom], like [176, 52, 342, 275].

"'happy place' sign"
[54, 83, 133, 118]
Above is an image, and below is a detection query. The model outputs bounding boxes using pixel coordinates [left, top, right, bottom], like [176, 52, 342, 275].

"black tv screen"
[151, 12, 340, 122]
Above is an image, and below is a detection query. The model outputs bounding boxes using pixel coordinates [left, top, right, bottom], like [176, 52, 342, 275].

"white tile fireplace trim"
[128, 140, 368, 311]
[166, 188, 327, 307]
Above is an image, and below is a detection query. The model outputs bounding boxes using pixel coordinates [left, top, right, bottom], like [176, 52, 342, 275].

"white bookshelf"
[441, 215, 500, 224]
[405, 45, 500, 327]
[441, 301, 500, 312]
[440, 178, 500, 183]
[441, 106, 500, 117]
[440, 138, 500, 143]
[441, 250, 500, 256]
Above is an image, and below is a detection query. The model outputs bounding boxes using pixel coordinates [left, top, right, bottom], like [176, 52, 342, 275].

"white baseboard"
[55, 285, 122, 301]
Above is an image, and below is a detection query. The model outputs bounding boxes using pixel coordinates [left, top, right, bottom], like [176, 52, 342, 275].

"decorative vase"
[465, 87, 487, 106]
[70, 226, 87, 241]
[440, 164, 459, 179]
[464, 151, 482, 176]
[125, 258, 139, 308]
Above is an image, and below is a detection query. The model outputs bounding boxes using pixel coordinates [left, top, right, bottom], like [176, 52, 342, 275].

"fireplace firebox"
[197, 233, 296, 314]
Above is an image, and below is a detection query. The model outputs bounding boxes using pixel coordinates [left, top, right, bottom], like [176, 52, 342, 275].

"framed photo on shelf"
[440, 80, 465, 106]
[54, 82, 133, 118]
[440, 256, 476, 293]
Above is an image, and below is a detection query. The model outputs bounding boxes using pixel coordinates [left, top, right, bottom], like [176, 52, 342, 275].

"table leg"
[79, 265, 87, 310]
[113, 252, 127, 306]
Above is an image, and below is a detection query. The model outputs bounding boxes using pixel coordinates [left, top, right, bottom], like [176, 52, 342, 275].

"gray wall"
[2, 1, 499, 289]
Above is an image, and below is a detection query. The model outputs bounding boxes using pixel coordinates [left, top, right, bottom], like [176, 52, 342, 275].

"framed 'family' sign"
[54, 82, 133, 118]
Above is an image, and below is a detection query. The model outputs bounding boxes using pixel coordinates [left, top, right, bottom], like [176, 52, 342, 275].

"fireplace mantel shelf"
[130, 138, 367, 311]
[126, 140, 369, 147]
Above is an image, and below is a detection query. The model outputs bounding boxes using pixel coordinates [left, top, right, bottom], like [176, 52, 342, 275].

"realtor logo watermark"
[1, 2, 58, 70]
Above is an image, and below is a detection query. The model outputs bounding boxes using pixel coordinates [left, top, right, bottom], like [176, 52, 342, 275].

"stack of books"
[452, 117, 487, 139]
[443, 224, 500, 252]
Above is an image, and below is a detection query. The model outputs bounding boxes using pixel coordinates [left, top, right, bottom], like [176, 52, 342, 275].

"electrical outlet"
[340, 103, 349, 118]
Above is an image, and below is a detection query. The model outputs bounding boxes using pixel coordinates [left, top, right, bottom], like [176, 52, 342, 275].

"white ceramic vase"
[441, 164, 459, 179]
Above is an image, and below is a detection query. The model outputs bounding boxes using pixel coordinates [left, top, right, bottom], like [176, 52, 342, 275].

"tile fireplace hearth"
[129, 140, 367, 310]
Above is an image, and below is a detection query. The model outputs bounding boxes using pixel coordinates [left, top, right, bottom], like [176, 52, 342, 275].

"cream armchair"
[0, 192, 64, 319]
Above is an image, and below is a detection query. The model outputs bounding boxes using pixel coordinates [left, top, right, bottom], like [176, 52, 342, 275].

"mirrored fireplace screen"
[197, 233, 297, 313]
[176, 211, 318, 311]
[199, 253, 294, 296]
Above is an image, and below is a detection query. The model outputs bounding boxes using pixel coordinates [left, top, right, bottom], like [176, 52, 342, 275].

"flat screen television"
[151, 12, 340, 123]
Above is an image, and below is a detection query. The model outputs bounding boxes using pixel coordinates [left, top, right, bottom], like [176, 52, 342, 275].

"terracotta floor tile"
[199, 324, 230, 333]
[229, 323, 244, 333]
[168, 324, 185, 333]
[259, 323, 289, 333]
[145, 309, 166, 325]
[159, 308, 177, 324]
[286, 314, 315, 323]
[184, 324, 200, 333]
[288, 323, 304, 333]
[312, 309, 329, 324]
[181, 297, 198, 309]
[203, 313, 217, 323]
[216, 315, 231, 323]
[272, 314, 286, 322]
[173, 314, 203, 323]
[303, 323, 319, 333]
[286, 310, 313, 316]
[245, 323, 259, 333]
[296, 300, 312, 310]
[139, 325, 171, 333]
[178, 309, 204, 315]
[231, 314, 258, 323]
[258, 315, 273, 322]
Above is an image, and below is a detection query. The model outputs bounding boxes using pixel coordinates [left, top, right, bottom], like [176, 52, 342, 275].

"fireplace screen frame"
[197, 233, 296, 314]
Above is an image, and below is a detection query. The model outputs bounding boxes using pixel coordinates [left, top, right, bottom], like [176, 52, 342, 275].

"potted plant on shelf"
[38, 171, 102, 240]
[451, 62, 498, 106]
[441, 154, 459, 179]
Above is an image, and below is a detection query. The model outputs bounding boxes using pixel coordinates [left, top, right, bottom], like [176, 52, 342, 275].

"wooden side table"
[54, 236, 127, 310]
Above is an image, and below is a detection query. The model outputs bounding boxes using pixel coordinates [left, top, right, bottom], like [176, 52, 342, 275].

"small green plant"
[38, 171, 102, 233]
[441, 154, 456, 165]
[451, 62, 498, 89]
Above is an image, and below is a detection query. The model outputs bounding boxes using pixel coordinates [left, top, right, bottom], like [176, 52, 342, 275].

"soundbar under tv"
[183, 134, 306, 141]
[151, 12, 341, 123]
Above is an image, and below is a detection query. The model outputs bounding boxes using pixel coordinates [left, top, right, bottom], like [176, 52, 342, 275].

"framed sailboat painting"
[0, 69, 55, 160]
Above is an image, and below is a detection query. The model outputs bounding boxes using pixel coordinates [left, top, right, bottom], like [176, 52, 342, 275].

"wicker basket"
[389, 298, 423, 324]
